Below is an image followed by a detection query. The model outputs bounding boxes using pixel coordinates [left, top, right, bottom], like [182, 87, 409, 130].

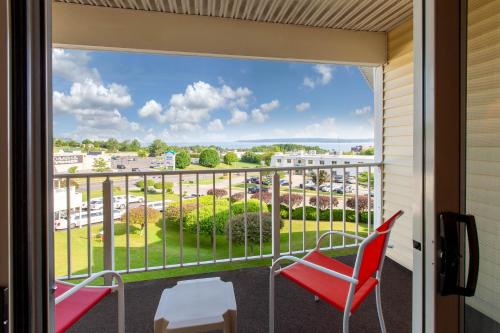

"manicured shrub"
[135, 179, 155, 189]
[207, 188, 228, 198]
[279, 193, 303, 208]
[227, 212, 283, 255]
[230, 192, 245, 202]
[250, 191, 272, 204]
[183, 199, 268, 238]
[346, 195, 373, 212]
[122, 206, 161, 233]
[309, 195, 339, 210]
[288, 206, 373, 223]
[165, 202, 197, 225]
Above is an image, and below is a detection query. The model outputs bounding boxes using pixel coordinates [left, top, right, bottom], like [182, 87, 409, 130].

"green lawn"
[55, 219, 366, 283]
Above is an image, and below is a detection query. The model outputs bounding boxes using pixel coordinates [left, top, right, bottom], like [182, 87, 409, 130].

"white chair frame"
[269, 211, 403, 333]
[55, 270, 125, 333]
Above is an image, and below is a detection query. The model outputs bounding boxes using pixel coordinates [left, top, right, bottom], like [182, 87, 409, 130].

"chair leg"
[269, 269, 275, 333]
[117, 280, 125, 333]
[342, 311, 349, 333]
[375, 284, 386, 333]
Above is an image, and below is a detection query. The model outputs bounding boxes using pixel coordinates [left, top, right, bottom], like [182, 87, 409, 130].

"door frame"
[414, 0, 465, 332]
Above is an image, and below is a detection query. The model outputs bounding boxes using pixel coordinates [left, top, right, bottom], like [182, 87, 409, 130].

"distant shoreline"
[236, 138, 373, 143]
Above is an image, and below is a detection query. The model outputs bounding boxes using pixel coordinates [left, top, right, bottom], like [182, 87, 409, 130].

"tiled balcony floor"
[70, 255, 411, 333]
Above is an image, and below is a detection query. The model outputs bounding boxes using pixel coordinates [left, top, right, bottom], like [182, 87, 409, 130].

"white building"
[270, 151, 374, 176]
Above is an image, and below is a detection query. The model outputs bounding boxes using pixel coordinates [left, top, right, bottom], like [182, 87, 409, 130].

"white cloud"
[302, 64, 335, 89]
[207, 119, 224, 131]
[138, 100, 166, 122]
[260, 99, 279, 112]
[353, 106, 371, 115]
[251, 99, 279, 123]
[138, 81, 253, 127]
[295, 102, 311, 112]
[314, 64, 334, 85]
[251, 109, 268, 123]
[52, 49, 100, 83]
[228, 109, 248, 125]
[303, 77, 315, 89]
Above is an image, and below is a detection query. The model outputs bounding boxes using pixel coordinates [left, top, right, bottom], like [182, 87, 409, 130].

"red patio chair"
[55, 270, 124, 333]
[269, 210, 404, 333]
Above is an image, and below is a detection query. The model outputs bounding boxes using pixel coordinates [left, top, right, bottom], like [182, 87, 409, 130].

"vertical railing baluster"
[244, 171, 248, 260]
[196, 173, 200, 264]
[272, 172, 281, 261]
[259, 171, 263, 258]
[329, 168, 333, 249]
[66, 177, 71, 279]
[288, 170, 292, 254]
[179, 174, 183, 266]
[342, 167, 346, 247]
[212, 172, 216, 262]
[144, 174, 148, 270]
[315, 168, 320, 244]
[103, 177, 114, 285]
[228, 172, 232, 261]
[86, 177, 91, 276]
[368, 166, 372, 235]
[302, 171, 306, 253]
[355, 167, 359, 245]
[162, 174, 166, 268]
[126, 175, 130, 273]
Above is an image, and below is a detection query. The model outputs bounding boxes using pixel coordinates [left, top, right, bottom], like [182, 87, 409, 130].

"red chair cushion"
[280, 251, 378, 313]
[55, 282, 111, 333]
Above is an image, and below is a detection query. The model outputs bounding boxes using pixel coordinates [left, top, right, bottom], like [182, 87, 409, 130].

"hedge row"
[277, 205, 373, 224]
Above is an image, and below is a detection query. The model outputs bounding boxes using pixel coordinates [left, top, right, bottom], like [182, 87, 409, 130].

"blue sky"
[53, 49, 374, 144]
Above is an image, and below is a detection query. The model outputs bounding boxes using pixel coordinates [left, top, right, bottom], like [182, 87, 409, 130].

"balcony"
[53, 163, 381, 280]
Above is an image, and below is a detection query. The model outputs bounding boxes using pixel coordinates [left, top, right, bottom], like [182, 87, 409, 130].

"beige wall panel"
[466, 0, 500, 323]
[382, 19, 414, 270]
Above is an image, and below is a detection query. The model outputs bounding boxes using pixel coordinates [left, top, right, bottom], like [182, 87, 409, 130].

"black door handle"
[439, 212, 479, 297]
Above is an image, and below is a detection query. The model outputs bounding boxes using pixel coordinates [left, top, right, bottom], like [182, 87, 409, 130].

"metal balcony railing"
[53, 163, 381, 281]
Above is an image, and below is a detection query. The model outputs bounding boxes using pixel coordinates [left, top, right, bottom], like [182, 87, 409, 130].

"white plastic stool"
[154, 277, 237, 333]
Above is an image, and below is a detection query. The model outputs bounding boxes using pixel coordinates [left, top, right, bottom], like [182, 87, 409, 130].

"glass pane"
[465, 0, 500, 331]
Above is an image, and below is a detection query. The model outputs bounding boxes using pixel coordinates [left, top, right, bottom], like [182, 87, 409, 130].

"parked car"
[54, 209, 122, 230]
[144, 200, 172, 212]
[299, 181, 316, 190]
[115, 194, 144, 204]
[279, 179, 289, 186]
[131, 167, 140, 172]
[247, 186, 269, 194]
[261, 178, 271, 186]
[89, 198, 104, 210]
[246, 176, 260, 184]
[116, 164, 126, 169]
[89, 197, 127, 210]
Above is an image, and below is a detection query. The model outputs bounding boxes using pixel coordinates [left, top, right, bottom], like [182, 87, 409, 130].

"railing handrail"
[54, 161, 381, 179]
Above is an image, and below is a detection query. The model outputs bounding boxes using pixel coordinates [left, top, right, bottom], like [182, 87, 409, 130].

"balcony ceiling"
[53, 0, 412, 32]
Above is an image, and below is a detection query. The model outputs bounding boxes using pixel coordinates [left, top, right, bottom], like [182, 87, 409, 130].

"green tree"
[105, 138, 119, 152]
[261, 151, 275, 166]
[92, 158, 110, 172]
[240, 151, 261, 164]
[128, 139, 142, 152]
[360, 147, 375, 155]
[67, 166, 78, 173]
[311, 170, 329, 186]
[137, 149, 148, 158]
[82, 138, 92, 145]
[122, 207, 161, 234]
[223, 152, 238, 165]
[148, 139, 168, 157]
[175, 150, 191, 169]
[199, 149, 220, 168]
